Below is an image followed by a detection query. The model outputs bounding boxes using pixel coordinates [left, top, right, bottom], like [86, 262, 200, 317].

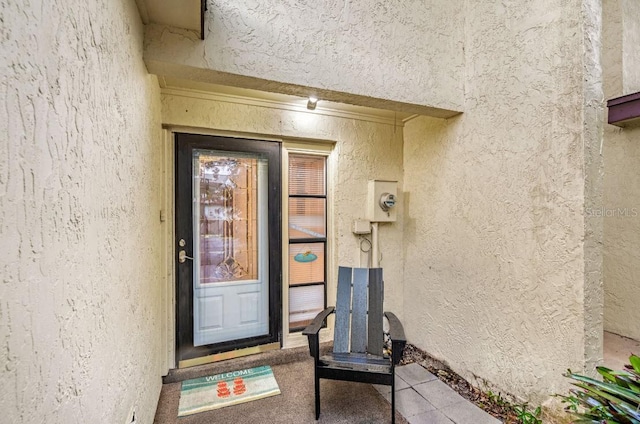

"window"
[287, 154, 327, 331]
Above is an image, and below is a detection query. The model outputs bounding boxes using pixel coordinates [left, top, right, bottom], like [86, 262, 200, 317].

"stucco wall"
[621, 0, 640, 93]
[0, 1, 164, 423]
[603, 0, 623, 97]
[161, 92, 405, 321]
[402, 0, 603, 403]
[144, 0, 464, 117]
[603, 125, 640, 341]
[603, 0, 640, 341]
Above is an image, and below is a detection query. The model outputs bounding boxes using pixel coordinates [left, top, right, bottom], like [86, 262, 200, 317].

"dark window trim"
[289, 194, 327, 199]
[289, 238, 327, 244]
[607, 91, 640, 127]
[290, 281, 326, 288]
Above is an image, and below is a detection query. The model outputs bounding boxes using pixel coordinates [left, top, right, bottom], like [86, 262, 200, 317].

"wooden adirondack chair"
[302, 267, 406, 423]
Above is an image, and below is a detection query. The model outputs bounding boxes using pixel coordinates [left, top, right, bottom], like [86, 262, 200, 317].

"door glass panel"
[196, 154, 259, 284]
[289, 243, 325, 285]
[288, 198, 326, 239]
[192, 149, 269, 346]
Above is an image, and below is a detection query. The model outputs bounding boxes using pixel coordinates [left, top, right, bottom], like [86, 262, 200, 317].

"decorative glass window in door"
[196, 154, 261, 284]
[190, 147, 270, 347]
[288, 154, 327, 331]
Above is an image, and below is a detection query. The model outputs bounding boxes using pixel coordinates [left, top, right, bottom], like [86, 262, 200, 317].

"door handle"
[178, 250, 194, 263]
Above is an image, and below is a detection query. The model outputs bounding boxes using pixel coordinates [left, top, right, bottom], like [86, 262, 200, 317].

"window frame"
[282, 141, 335, 348]
[287, 154, 327, 332]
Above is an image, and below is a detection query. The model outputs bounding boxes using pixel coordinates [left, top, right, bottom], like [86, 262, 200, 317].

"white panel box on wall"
[367, 180, 398, 222]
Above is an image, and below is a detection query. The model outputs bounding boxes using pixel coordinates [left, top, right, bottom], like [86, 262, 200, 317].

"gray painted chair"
[303, 267, 406, 424]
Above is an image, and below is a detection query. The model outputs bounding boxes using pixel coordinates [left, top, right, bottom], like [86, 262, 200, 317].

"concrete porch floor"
[375, 363, 500, 424]
[153, 333, 640, 423]
[603, 331, 640, 371]
[154, 344, 408, 423]
[153, 346, 499, 424]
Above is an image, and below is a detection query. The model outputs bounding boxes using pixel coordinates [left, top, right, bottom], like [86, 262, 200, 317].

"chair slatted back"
[333, 267, 384, 355]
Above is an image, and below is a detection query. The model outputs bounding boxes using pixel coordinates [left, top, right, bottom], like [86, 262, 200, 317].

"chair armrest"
[302, 307, 334, 360]
[385, 312, 406, 365]
[302, 307, 335, 336]
[384, 312, 406, 342]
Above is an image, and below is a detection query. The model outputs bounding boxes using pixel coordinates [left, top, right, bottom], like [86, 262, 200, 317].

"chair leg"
[314, 368, 320, 420]
[391, 373, 396, 424]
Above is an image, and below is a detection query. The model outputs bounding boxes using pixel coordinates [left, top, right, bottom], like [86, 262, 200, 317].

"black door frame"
[175, 133, 282, 364]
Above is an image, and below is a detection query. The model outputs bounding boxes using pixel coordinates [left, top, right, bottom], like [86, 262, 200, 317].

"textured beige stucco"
[603, 0, 623, 107]
[144, 0, 464, 116]
[603, 0, 640, 341]
[161, 92, 405, 320]
[582, 0, 604, 377]
[402, 0, 603, 404]
[603, 125, 640, 341]
[622, 0, 640, 93]
[0, 1, 164, 423]
[0, 0, 612, 419]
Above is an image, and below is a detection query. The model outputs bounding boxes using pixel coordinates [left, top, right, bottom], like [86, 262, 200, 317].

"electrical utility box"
[367, 180, 398, 222]
[352, 219, 371, 234]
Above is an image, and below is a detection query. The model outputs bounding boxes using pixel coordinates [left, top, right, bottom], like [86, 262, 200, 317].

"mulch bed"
[401, 343, 521, 423]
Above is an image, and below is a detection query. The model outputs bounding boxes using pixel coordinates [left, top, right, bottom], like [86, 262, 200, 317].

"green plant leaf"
[598, 366, 619, 383]
[616, 375, 640, 394]
[571, 382, 638, 412]
[601, 369, 637, 377]
[616, 376, 632, 389]
[562, 358, 640, 424]
[610, 401, 640, 422]
[630, 355, 640, 375]
[568, 390, 609, 413]
[578, 393, 606, 409]
[602, 369, 640, 389]
[568, 373, 640, 405]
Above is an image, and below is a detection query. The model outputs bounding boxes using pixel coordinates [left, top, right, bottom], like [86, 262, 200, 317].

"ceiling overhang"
[159, 76, 419, 126]
[136, 0, 205, 39]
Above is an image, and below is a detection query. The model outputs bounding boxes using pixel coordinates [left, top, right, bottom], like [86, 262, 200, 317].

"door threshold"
[178, 342, 281, 369]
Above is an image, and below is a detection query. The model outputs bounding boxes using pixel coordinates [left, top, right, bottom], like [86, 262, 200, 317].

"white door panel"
[192, 151, 269, 347]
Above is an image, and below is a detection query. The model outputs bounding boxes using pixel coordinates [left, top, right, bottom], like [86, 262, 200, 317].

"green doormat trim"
[178, 365, 281, 417]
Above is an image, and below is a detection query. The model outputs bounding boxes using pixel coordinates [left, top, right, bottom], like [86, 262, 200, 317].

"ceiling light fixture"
[307, 96, 318, 110]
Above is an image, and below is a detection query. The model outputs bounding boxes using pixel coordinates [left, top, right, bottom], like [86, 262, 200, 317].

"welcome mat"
[178, 365, 281, 417]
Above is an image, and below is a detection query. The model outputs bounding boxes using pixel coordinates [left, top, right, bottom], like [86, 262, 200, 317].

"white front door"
[175, 134, 281, 365]
[192, 151, 269, 346]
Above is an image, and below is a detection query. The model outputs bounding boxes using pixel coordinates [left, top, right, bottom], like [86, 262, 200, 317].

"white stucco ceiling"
[136, 0, 201, 33]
